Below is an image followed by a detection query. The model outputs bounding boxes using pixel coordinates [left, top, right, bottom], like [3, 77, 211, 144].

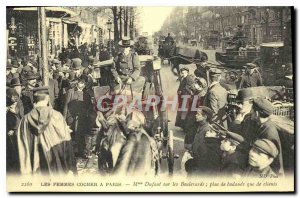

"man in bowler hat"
[110, 37, 141, 94]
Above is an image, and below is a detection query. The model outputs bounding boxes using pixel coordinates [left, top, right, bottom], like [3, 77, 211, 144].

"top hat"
[118, 37, 134, 47]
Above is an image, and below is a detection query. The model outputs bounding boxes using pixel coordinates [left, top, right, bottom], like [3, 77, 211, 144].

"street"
[77, 47, 220, 176]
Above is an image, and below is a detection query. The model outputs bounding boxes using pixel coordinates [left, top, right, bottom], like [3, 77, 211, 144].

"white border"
[0, 0, 299, 197]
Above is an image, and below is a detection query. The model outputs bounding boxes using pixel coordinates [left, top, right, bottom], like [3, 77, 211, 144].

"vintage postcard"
[6, 6, 294, 192]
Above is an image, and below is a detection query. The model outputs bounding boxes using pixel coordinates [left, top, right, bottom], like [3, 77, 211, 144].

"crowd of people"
[176, 57, 294, 178]
[6, 33, 294, 179]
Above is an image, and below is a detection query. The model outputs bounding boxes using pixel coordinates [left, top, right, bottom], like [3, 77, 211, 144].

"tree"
[111, 6, 120, 45]
[119, 7, 123, 39]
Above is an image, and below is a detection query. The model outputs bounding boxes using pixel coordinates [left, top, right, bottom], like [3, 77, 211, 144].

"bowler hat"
[11, 60, 19, 68]
[236, 88, 255, 102]
[118, 36, 134, 47]
[25, 71, 38, 80]
[252, 98, 273, 116]
[10, 78, 22, 87]
[252, 139, 279, 158]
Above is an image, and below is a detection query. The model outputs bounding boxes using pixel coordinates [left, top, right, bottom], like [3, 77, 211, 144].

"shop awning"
[13, 7, 77, 18]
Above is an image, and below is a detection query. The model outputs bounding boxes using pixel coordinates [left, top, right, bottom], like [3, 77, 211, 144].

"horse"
[97, 108, 158, 176]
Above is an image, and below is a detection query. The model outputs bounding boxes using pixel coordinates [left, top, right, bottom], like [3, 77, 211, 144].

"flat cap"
[253, 98, 273, 116]
[209, 68, 222, 75]
[25, 71, 38, 80]
[225, 131, 244, 145]
[252, 139, 279, 158]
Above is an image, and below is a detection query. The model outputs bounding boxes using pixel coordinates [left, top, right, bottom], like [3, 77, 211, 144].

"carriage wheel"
[167, 130, 174, 176]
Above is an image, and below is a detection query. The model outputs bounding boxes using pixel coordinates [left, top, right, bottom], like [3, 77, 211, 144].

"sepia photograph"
[5, 5, 295, 192]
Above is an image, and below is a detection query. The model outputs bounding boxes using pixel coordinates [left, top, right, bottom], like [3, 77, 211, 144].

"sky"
[140, 7, 174, 35]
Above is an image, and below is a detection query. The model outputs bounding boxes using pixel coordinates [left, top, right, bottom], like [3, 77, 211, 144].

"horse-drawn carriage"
[158, 37, 176, 65]
[215, 35, 259, 68]
[92, 55, 177, 176]
[215, 40, 290, 87]
[203, 30, 220, 49]
[166, 46, 208, 76]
